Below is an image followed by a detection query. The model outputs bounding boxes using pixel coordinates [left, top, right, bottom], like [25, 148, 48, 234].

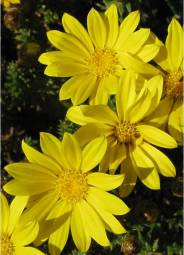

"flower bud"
[121, 234, 141, 255]
[4, 6, 21, 31]
[17, 42, 41, 65]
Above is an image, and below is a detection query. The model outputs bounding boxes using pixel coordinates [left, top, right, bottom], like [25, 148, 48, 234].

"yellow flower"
[4, 133, 129, 254]
[1, 0, 20, 8]
[0, 193, 44, 255]
[149, 18, 183, 144]
[38, 4, 160, 105]
[67, 70, 177, 197]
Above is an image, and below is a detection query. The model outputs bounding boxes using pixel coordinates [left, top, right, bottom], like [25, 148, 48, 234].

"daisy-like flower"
[38, 4, 160, 105]
[3, 133, 129, 254]
[67, 70, 177, 197]
[1, 0, 20, 8]
[148, 18, 183, 144]
[0, 193, 44, 255]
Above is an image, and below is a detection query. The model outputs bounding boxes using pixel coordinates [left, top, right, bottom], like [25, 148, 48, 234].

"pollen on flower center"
[56, 170, 88, 203]
[0, 233, 15, 255]
[88, 48, 119, 78]
[164, 70, 183, 99]
[115, 121, 140, 144]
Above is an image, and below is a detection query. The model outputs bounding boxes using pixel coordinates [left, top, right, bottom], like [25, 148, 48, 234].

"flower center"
[115, 121, 140, 144]
[88, 48, 119, 78]
[0, 233, 14, 255]
[164, 70, 183, 99]
[56, 170, 88, 203]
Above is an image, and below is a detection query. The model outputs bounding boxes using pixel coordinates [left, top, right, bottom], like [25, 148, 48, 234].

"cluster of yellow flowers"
[1, 4, 183, 255]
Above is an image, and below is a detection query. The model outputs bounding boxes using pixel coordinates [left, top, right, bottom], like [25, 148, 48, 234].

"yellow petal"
[71, 202, 91, 252]
[91, 79, 109, 105]
[81, 136, 107, 172]
[99, 146, 111, 173]
[11, 0, 20, 3]
[44, 61, 87, 77]
[47, 200, 72, 220]
[119, 52, 160, 76]
[131, 146, 154, 169]
[81, 105, 118, 124]
[89, 201, 126, 234]
[109, 143, 127, 170]
[39, 50, 87, 65]
[35, 203, 71, 246]
[75, 123, 110, 147]
[40, 132, 65, 168]
[166, 18, 183, 71]
[62, 133, 82, 170]
[62, 12, 94, 53]
[38, 51, 67, 65]
[46, 30, 90, 57]
[49, 217, 71, 255]
[168, 100, 183, 144]
[22, 140, 61, 174]
[99, 74, 118, 95]
[87, 173, 124, 191]
[137, 124, 177, 148]
[86, 187, 130, 215]
[115, 10, 140, 50]
[138, 75, 164, 120]
[7, 196, 28, 235]
[14, 247, 45, 255]
[127, 88, 153, 123]
[12, 221, 39, 246]
[5, 162, 56, 182]
[0, 193, 10, 233]
[136, 167, 160, 190]
[79, 200, 110, 247]
[119, 158, 137, 197]
[140, 142, 176, 177]
[87, 8, 107, 49]
[137, 44, 160, 62]
[66, 105, 95, 126]
[122, 28, 150, 54]
[144, 75, 163, 115]
[105, 4, 119, 48]
[71, 76, 97, 105]
[155, 47, 171, 72]
[144, 97, 173, 128]
[131, 150, 160, 189]
[149, 30, 171, 71]
[22, 191, 58, 221]
[3, 179, 54, 196]
[59, 74, 97, 105]
[116, 69, 136, 121]
[33, 219, 54, 246]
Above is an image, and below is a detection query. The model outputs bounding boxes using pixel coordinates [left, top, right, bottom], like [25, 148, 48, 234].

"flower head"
[150, 18, 184, 144]
[39, 4, 160, 105]
[0, 193, 44, 255]
[67, 70, 177, 197]
[4, 133, 129, 254]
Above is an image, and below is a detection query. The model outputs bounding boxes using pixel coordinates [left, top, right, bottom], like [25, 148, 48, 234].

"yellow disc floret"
[88, 48, 119, 78]
[164, 69, 183, 99]
[115, 121, 140, 144]
[56, 170, 88, 203]
[0, 233, 14, 255]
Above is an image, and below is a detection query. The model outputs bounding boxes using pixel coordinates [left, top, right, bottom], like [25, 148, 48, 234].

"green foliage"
[37, 4, 59, 25]
[15, 28, 32, 43]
